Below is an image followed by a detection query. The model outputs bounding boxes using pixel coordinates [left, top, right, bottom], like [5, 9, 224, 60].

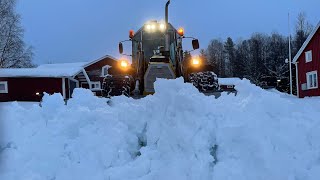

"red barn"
[293, 22, 320, 98]
[0, 55, 118, 102]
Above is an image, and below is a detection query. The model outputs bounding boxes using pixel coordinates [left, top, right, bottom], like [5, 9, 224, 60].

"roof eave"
[83, 55, 118, 68]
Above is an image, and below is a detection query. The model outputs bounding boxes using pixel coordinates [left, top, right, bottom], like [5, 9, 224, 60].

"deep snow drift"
[1, 78, 320, 180]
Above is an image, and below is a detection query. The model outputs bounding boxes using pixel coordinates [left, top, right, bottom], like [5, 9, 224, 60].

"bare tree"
[245, 33, 269, 84]
[199, 49, 208, 64]
[293, 12, 313, 56]
[0, 0, 34, 68]
[207, 39, 224, 77]
[234, 40, 248, 78]
[263, 33, 289, 79]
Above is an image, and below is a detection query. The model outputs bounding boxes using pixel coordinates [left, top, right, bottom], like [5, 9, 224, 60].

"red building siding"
[0, 78, 63, 102]
[297, 27, 320, 98]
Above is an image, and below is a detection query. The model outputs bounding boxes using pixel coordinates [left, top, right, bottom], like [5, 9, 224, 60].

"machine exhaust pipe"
[165, 0, 170, 25]
[165, 0, 171, 51]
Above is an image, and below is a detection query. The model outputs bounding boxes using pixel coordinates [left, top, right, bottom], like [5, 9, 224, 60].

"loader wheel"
[102, 75, 132, 98]
[122, 81, 131, 97]
[189, 71, 219, 92]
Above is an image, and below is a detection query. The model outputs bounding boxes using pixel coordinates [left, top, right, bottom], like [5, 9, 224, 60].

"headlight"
[120, 60, 129, 69]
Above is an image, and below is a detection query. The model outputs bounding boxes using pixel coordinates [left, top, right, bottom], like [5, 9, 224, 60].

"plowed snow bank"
[1, 78, 320, 180]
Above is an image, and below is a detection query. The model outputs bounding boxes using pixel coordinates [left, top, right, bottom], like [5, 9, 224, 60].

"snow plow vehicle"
[102, 0, 236, 98]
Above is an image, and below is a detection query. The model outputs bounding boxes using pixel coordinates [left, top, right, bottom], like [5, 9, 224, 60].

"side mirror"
[192, 39, 200, 50]
[119, 42, 123, 54]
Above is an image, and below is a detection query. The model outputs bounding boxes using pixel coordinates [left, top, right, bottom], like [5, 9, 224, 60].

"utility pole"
[288, 12, 293, 95]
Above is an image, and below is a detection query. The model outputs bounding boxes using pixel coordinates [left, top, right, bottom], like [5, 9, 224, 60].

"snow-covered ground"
[1, 78, 320, 180]
[0, 102, 39, 110]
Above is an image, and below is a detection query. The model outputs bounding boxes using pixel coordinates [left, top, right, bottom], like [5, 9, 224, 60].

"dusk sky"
[16, 0, 320, 65]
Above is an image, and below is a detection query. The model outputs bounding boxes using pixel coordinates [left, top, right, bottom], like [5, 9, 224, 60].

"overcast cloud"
[16, 0, 320, 65]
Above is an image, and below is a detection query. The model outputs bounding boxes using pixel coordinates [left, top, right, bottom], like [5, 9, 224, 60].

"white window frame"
[306, 71, 318, 90]
[305, 50, 312, 63]
[101, 65, 111, 77]
[91, 81, 101, 90]
[0, 81, 8, 93]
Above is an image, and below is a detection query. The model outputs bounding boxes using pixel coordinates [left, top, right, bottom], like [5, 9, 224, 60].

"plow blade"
[202, 84, 237, 98]
[204, 89, 237, 99]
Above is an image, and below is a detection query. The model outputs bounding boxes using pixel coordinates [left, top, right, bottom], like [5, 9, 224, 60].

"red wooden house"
[293, 22, 320, 98]
[0, 55, 118, 102]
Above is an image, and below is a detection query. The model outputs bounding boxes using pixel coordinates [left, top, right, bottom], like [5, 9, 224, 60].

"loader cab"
[103, 0, 236, 98]
[130, 21, 182, 68]
[115, 20, 202, 96]
[126, 21, 184, 94]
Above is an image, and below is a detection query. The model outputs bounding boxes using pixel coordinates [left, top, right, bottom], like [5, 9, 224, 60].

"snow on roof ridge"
[83, 54, 118, 68]
[37, 62, 89, 70]
[0, 54, 117, 78]
[38, 62, 89, 67]
[37, 54, 118, 69]
[292, 21, 320, 63]
[0, 67, 83, 78]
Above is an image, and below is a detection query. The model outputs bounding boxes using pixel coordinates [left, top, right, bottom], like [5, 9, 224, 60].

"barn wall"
[0, 77, 63, 102]
[297, 28, 320, 98]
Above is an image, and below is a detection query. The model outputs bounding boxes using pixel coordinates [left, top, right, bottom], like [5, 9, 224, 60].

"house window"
[305, 50, 312, 63]
[0, 81, 8, 93]
[81, 82, 89, 89]
[101, 65, 111, 76]
[91, 81, 101, 90]
[306, 71, 318, 89]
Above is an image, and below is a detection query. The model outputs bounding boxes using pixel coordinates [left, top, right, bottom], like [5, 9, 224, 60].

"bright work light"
[151, 24, 156, 30]
[192, 58, 200, 65]
[145, 21, 166, 32]
[120, 59, 129, 69]
[159, 23, 166, 30]
[146, 24, 152, 31]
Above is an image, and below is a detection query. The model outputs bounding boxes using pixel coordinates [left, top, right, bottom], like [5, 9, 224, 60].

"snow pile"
[1, 78, 320, 180]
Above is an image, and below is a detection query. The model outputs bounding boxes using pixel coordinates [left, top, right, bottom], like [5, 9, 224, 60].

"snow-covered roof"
[0, 61, 87, 78]
[0, 55, 118, 78]
[292, 21, 320, 63]
[37, 62, 88, 69]
[0, 67, 84, 78]
[84, 55, 117, 67]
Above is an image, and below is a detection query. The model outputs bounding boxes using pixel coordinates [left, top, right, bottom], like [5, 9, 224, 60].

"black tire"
[102, 75, 132, 98]
[189, 71, 219, 92]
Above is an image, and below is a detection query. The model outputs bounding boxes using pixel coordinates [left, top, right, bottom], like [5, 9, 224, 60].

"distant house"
[0, 55, 118, 102]
[293, 22, 320, 98]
